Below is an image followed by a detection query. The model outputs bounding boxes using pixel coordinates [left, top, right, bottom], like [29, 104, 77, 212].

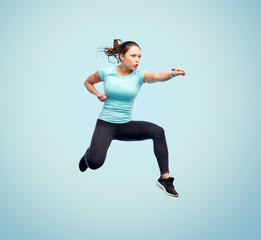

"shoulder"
[134, 68, 146, 85]
[136, 68, 146, 80]
[135, 68, 146, 77]
[98, 65, 115, 80]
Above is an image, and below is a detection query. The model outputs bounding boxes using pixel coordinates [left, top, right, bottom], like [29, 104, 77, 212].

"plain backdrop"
[1, 0, 260, 239]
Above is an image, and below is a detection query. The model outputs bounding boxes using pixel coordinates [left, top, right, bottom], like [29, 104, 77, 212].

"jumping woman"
[79, 39, 185, 197]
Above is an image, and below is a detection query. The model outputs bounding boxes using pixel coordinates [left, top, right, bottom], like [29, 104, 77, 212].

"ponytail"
[99, 39, 123, 63]
[97, 39, 140, 64]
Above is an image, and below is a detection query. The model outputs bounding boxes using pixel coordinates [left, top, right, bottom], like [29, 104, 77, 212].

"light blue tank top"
[98, 65, 146, 123]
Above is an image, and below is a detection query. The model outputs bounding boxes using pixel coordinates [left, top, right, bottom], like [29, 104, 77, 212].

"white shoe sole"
[156, 181, 179, 197]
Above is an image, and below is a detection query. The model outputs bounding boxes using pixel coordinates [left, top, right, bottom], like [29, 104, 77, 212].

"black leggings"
[85, 119, 169, 174]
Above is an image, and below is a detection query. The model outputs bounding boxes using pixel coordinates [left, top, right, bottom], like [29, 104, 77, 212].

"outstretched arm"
[143, 67, 185, 83]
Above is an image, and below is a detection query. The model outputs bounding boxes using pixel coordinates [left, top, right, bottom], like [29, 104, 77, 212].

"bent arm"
[84, 71, 107, 102]
[143, 67, 185, 83]
[84, 71, 102, 95]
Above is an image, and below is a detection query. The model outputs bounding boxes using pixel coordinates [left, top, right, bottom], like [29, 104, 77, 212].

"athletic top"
[98, 65, 146, 123]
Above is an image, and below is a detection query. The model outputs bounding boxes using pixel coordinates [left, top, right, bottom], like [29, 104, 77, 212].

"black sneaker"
[156, 176, 179, 197]
[79, 148, 89, 172]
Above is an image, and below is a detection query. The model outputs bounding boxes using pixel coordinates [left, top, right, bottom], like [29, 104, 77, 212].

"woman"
[79, 39, 185, 197]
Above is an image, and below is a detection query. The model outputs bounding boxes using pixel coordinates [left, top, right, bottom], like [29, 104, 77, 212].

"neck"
[117, 64, 132, 76]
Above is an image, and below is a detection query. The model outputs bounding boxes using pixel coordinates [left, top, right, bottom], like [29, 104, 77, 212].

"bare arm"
[143, 67, 185, 83]
[84, 71, 107, 102]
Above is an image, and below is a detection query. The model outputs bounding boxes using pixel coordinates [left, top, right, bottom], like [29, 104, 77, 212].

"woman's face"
[120, 46, 141, 71]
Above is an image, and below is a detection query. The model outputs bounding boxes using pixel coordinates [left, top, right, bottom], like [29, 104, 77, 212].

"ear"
[120, 53, 124, 61]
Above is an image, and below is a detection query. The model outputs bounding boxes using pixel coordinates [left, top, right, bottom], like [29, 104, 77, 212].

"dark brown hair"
[98, 39, 140, 63]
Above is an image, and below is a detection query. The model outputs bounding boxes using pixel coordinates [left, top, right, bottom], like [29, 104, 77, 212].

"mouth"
[134, 64, 138, 68]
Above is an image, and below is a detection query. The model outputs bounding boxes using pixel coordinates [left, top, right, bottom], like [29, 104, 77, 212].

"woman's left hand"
[173, 67, 185, 76]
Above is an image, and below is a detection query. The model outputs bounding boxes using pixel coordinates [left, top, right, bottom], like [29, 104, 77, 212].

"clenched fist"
[173, 67, 185, 76]
[97, 93, 108, 102]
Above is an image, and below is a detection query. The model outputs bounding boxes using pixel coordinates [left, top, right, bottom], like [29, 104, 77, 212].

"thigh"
[115, 120, 161, 141]
[88, 120, 115, 163]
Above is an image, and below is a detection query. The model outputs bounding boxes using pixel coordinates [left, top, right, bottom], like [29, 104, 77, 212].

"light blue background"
[1, 0, 260, 239]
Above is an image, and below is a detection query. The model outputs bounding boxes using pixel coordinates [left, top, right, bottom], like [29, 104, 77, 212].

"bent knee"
[87, 156, 105, 170]
[153, 126, 165, 138]
[88, 161, 103, 170]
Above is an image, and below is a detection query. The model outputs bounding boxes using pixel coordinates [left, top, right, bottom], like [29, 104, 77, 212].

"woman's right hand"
[96, 93, 108, 102]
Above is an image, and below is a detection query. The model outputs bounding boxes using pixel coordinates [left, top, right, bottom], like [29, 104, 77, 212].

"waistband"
[97, 118, 131, 127]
